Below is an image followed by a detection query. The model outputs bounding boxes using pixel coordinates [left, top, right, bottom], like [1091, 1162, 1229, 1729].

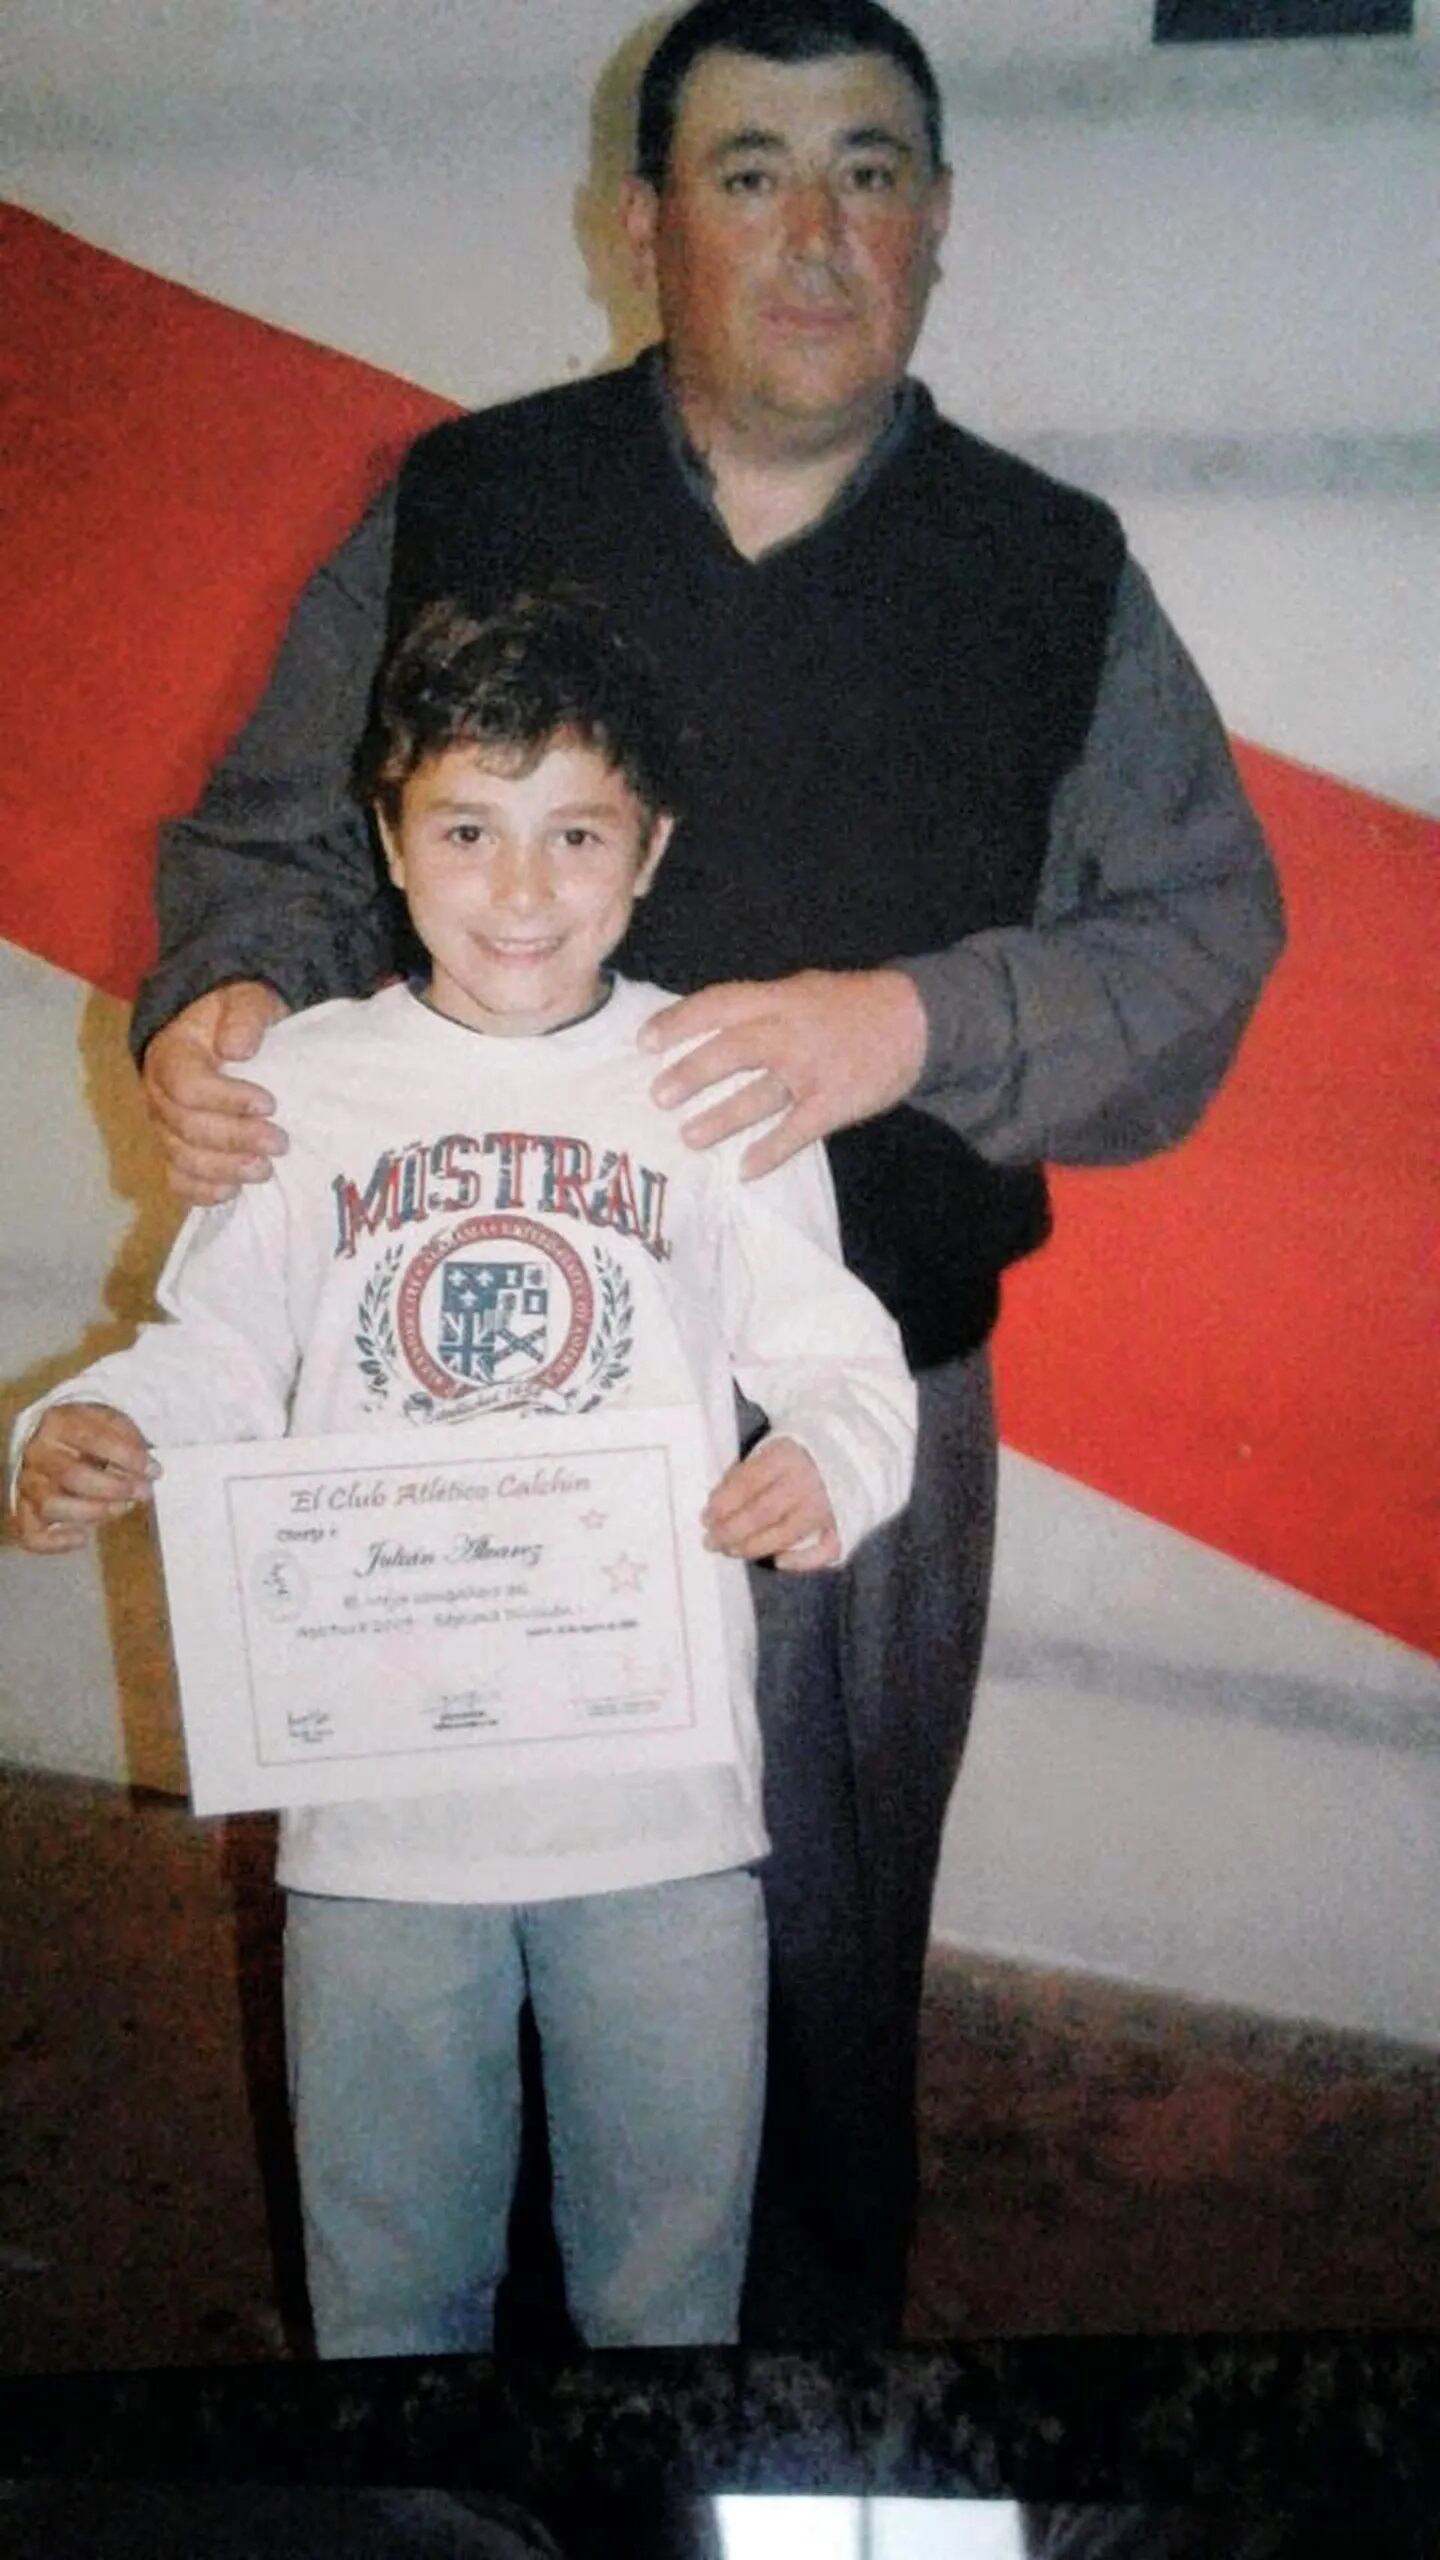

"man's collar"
[643, 344, 920, 550]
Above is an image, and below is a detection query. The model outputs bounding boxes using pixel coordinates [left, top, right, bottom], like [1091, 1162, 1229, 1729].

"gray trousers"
[741, 1347, 997, 2343]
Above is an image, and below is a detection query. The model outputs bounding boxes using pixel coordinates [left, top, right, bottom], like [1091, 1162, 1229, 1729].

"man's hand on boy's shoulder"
[142, 981, 292, 1206]
[12, 1404, 160, 1554]
[702, 1434, 840, 1574]
[642, 967, 929, 1179]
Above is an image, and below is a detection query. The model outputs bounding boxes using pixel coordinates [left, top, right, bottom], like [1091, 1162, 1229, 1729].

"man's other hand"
[641, 967, 928, 1177]
[142, 982, 291, 1205]
[13, 1403, 159, 1553]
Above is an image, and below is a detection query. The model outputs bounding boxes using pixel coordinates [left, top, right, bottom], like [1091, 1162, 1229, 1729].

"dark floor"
[910, 1950, 1440, 2337]
[2, 1766, 1438, 2373]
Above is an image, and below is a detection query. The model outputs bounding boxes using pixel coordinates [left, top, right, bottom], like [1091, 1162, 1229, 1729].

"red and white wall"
[3, 2, 1436, 2038]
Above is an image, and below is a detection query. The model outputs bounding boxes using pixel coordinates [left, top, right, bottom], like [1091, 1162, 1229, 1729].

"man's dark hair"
[634, 0, 946, 188]
[360, 591, 685, 829]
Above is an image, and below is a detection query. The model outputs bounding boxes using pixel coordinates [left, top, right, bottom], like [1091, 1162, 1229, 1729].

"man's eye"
[446, 824, 486, 846]
[846, 161, 898, 193]
[559, 826, 601, 849]
[722, 167, 775, 197]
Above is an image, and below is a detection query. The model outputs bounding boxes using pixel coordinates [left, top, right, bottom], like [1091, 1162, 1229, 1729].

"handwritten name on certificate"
[151, 1408, 738, 1815]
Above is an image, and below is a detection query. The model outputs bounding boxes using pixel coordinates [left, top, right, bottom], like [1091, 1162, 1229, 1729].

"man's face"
[622, 45, 951, 455]
[379, 737, 669, 1038]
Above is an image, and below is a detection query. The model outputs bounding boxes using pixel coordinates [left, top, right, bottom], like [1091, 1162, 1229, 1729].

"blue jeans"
[283, 1867, 767, 2355]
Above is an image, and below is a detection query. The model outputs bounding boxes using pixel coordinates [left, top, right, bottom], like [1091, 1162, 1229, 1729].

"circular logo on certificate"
[253, 1551, 308, 1622]
[394, 1214, 595, 1404]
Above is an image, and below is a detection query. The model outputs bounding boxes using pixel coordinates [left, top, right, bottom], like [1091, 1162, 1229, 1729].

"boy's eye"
[558, 825, 601, 849]
[445, 824, 486, 846]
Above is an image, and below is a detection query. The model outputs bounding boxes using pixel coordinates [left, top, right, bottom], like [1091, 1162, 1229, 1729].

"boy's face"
[379, 735, 671, 1038]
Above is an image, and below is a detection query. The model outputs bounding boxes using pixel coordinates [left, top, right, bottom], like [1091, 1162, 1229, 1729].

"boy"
[12, 592, 916, 2355]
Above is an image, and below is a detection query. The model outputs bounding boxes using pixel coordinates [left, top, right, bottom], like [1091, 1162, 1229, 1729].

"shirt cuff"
[892, 947, 1004, 1105]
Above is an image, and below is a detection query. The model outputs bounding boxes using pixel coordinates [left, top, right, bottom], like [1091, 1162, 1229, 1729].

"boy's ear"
[375, 807, 405, 888]
[634, 813, 674, 898]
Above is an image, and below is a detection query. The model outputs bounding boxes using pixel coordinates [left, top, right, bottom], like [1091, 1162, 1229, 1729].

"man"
[135, 0, 1284, 2340]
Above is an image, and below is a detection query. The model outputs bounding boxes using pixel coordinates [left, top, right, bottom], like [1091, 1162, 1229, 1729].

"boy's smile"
[380, 737, 671, 1038]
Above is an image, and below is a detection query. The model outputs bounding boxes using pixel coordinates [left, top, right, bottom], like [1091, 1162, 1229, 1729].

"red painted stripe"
[0, 205, 452, 997]
[995, 750, 1439, 1656]
[5, 212, 1435, 1651]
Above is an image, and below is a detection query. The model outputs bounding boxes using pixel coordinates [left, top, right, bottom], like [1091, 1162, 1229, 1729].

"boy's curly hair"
[358, 589, 686, 828]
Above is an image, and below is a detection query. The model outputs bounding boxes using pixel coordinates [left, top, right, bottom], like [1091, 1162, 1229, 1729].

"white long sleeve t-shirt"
[18, 977, 915, 1904]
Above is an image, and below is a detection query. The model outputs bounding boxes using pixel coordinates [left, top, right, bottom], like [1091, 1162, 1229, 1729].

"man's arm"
[644, 559, 1285, 1175]
[899, 557, 1285, 1166]
[132, 487, 399, 1055]
[133, 490, 398, 1200]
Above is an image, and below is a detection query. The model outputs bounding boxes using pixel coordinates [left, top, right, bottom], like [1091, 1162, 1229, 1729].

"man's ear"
[925, 165, 953, 287]
[617, 174, 661, 292]
[634, 812, 675, 897]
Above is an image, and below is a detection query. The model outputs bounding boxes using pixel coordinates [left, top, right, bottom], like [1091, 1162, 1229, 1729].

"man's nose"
[782, 175, 843, 261]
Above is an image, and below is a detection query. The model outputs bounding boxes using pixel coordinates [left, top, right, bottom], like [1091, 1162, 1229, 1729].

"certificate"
[151, 1406, 738, 1815]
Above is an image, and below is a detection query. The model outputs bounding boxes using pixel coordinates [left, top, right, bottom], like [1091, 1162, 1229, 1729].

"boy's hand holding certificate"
[153, 1407, 737, 1815]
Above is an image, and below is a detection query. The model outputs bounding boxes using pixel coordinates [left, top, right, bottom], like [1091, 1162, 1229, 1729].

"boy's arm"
[8, 1178, 301, 1529]
[712, 1140, 917, 1567]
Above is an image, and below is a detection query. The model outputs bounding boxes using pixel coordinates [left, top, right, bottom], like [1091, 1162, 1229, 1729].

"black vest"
[387, 355, 1124, 1366]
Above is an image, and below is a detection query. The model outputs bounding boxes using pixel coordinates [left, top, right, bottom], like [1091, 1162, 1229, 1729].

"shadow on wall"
[1, 990, 187, 1793]
[573, 15, 667, 369]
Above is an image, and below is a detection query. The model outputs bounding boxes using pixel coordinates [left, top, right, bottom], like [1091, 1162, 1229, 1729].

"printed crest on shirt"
[336, 1127, 660, 1421]
[356, 1218, 634, 1420]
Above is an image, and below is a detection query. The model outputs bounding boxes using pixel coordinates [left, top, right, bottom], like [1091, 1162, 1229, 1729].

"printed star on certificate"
[603, 1553, 648, 1593]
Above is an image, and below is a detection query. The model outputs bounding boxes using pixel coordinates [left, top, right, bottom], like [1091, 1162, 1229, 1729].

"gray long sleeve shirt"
[133, 418, 1284, 1172]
